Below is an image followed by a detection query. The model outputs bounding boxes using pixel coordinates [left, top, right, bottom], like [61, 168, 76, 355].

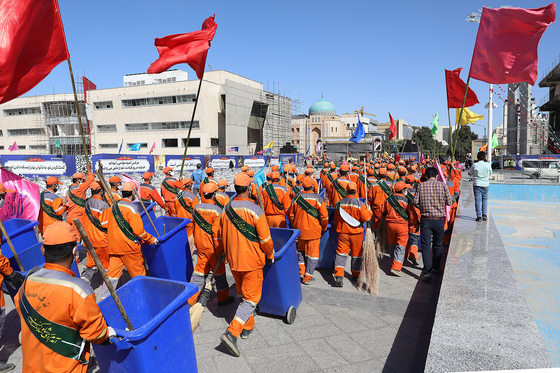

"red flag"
[82, 77, 97, 103]
[388, 112, 397, 140]
[445, 68, 479, 108]
[0, 0, 69, 105]
[147, 15, 217, 79]
[469, 4, 556, 85]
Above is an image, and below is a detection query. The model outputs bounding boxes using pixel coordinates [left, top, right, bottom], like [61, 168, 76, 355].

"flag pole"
[452, 76, 471, 160]
[67, 59, 90, 165]
[447, 108, 454, 158]
[180, 77, 204, 178]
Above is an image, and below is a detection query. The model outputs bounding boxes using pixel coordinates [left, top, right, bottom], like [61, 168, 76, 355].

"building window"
[0, 146, 4, 150]
[7, 128, 45, 136]
[29, 145, 47, 150]
[125, 121, 199, 131]
[182, 138, 200, 147]
[127, 143, 148, 149]
[162, 138, 178, 148]
[0, 130, 3, 136]
[94, 101, 113, 110]
[3, 107, 41, 116]
[211, 138, 219, 147]
[121, 94, 196, 108]
[18, 145, 26, 150]
[98, 143, 119, 149]
[97, 124, 117, 133]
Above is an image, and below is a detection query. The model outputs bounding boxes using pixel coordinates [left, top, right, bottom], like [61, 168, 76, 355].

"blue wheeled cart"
[225, 191, 237, 199]
[259, 227, 301, 324]
[134, 201, 157, 227]
[0, 219, 38, 259]
[93, 277, 198, 373]
[142, 216, 193, 282]
[318, 188, 326, 200]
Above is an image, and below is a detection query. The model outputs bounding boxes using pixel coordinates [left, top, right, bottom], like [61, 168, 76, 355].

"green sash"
[403, 190, 420, 209]
[332, 179, 348, 199]
[294, 194, 321, 222]
[111, 202, 138, 243]
[40, 192, 61, 221]
[326, 172, 335, 184]
[358, 175, 372, 189]
[215, 198, 224, 209]
[377, 179, 393, 197]
[67, 189, 85, 208]
[451, 191, 460, 205]
[387, 195, 409, 221]
[19, 269, 88, 364]
[162, 180, 179, 195]
[224, 203, 259, 242]
[177, 194, 193, 214]
[193, 208, 213, 235]
[85, 203, 107, 234]
[204, 177, 209, 184]
[265, 184, 284, 210]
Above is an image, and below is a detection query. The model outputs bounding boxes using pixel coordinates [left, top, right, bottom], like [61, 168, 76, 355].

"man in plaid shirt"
[413, 167, 452, 283]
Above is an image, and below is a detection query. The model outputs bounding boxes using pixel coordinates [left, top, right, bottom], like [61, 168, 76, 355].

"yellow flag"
[264, 141, 274, 148]
[456, 108, 484, 125]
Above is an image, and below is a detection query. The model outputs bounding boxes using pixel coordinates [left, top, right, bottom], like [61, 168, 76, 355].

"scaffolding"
[260, 82, 292, 155]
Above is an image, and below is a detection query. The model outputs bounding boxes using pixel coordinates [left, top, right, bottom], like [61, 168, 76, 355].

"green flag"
[431, 110, 439, 135]
[55, 139, 61, 149]
[491, 132, 499, 149]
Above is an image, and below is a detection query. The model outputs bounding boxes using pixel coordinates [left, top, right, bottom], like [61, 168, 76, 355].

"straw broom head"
[357, 228, 379, 296]
[375, 216, 389, 258]
[188, 234, 196, 256]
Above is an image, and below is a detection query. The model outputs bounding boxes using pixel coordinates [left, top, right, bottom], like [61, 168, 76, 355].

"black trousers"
[420, 218, 445, 274]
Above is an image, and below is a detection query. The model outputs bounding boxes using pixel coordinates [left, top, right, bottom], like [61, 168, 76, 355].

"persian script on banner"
[0, 168, 40, 221]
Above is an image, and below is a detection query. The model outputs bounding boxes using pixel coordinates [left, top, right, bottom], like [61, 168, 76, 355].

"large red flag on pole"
[147, 15, 217, 78]
[469, 3, 556, 85]
[0, 0, 69, 104]
[388, 112, 397, 140]
[445, 68, 479, 108]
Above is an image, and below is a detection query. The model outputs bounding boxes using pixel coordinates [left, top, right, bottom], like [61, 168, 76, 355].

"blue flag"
[253, 166, 266, 186]
[118, 139, 123, 154]
[129, 143, 142, 152]
[306, 145, 310, 155]
[349, 114, 365, 143]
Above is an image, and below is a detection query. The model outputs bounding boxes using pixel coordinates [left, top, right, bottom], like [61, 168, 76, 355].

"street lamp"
[471, 123, 487, 140]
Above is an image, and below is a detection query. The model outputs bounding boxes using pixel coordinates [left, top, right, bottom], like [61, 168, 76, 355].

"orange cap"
[271, 165, 279, 171]
[346, 182, 357, 192]
[367, 168, 375, 175]
[399, 160, 405, 165]
[340, 164, 350, 171]
[352, 166, 358, 171]
[374, 163, 381, 169]
[324, 162, 329, 168]
[394, 181, 407, 192]
[122, 181, 137, 192]
[218, 179, 229, 187]
[43, 221, 78, 245]
[72, 172, 85, 179]
[302, 176, 315, 189]
[46, 176, 62, 185]
[202, 182, 218, 194]
[387, 164, 396, 170]
[90, 181, 102, 190]
[305, 168, 313, 175]
[398, 166, 407, 175]
[182, 178, 194, 186]
[271, 171, 281, 181]
[247, 170, 255, 177]
[0, 182, 15, 194]
[410, 164, 418, 171]
[241, 165, 250, 172]
[266, 172, 272, 179]
[143, 172, 154, 180]
[405, 175, 415, 183]
[378, 168, 388, 176]
[109, 176, 122, 183]
[234, 173, 253, 187]
[297, 174, 304, 183]
[163, 166, 174, 174]
[330, 163, 336, 169]
[206, 168, 214, 174]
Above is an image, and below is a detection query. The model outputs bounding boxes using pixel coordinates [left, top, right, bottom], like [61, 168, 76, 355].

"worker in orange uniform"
[319, 162, 330, 190]
[304, 168, 319, 193]
[287, 158, 298, 176]
[107, 176, 122, 204]
[15, 221, 115, 373]
[443, 171, 459, 245]
[199, 167, 218, 198]
[161, 166, 179, 216]
[370, 168, 392, 236]
[188, 183, 234, 307]
[324, 162, 338, 205]
[329, 164, 351, 206]
[215, 179, 231, 209]
[386, 163, 397, 181]
[349, 166, 359, 184]
[289, 177, 328, 285]
[246, 170, 260, 205]
[380, 181, 417, 276]
[39, 176, 67, 235]
[175, 178, 199, 239]
[140, 171, 168, 214]
[100, 182, 158, 299]
[81, 181, 110, 285]
[333, 182, 372, 287]
[404, 174, 421, 266]
[261, 171, 291, 228]
[358, 168, 376, 200]
[66, 162, 95, 239]
[219, 173, 274, 357]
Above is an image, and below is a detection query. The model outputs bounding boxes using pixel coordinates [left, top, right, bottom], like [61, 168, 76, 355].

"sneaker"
[390, 269, 403, 277]
[240, 328, 253, 339]
[475, 217, 483, 222]
[351, 276, 359, 283]
[422, 273, 432, 283]
[407, 256, 418, 266]
[302, 277, 315, 285]
[482, 214, 488, 221]
[220, 330, 240, 357]
[0, 362, 15, 373]
[432, 269, 442, 275]
[334, 276, 343, 288]
[218, 296, 235, 307]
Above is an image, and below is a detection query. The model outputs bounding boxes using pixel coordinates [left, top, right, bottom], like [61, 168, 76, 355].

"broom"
[188, 234, 196, 256]
[375, 215, 389, 258]
[190, 254, 225, 331]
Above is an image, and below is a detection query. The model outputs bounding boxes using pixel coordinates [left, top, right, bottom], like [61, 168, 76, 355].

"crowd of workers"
[0, 154, 462, 370]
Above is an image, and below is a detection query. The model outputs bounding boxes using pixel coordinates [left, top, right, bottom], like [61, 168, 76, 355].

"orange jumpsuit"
[329, 176, 351, 206]
[221, 197, 274, 338]
[39, 189, 67, 235]
[380, 193, 417, 271]
[289, 191, 328, 281]
[175, 190, 199, 237]
[334, 195, 372, 278]
[15, 263, 109, 373]
[215, 190, 230, 209]
[67, 172, 95, 238]
[198, 177, 218, 198]
[262, 182, 291, 228]
[370, 178, 390, 231]
[140, 182, 166, 210]
[319, 168, 330, 191]
[0, 244, 14, 310]
[188, 201, 228, 305]
[349, 172, 359, 184]
[324, 171, 338, 206]
[83, 195, 110, 270]
[100, 198, 155, 299]
[443, 179, 459, 245]
[161, 176, 179, 216]
[405, 188, 421, 261]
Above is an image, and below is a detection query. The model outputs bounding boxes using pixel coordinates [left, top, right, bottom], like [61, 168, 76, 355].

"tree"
[452, 125, 478, 159]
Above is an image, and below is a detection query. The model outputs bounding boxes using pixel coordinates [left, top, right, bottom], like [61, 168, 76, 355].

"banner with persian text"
[0, 154, 76, 177]
[164, 155, 205, 172]
[242, 155, 267, 169]
[92, 154, 154, 174]
[210, 155, 237, 169]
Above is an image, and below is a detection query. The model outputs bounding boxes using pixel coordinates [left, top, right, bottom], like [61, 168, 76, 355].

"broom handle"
[132, 188, 159, 237]
[0, 220, 24, 272]
[74, 219, 135, 331]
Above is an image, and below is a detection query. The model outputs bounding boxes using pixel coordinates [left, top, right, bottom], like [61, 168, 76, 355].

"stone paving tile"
[243, 343, 320, 373]
[299, 338, 347, 369]
[323, 359, 386, 373]
[324, 333, 373, 364]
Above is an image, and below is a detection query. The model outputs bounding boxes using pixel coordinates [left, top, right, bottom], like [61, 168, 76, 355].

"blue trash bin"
[142, 216, 193, 282]
[1, 219, 39, 259]
[5, 241, 80, 302]
[134, 201, 156, 227]
[259, 227, 301, 324]
[319, 188, 326, 200]
[93, 276, 198, 373]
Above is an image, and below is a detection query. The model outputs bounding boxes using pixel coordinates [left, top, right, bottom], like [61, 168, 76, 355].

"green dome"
[309, 98, 336, 116]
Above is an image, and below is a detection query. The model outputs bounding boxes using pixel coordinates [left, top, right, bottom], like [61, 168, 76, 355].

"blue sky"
[25, 0, 560, 139]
